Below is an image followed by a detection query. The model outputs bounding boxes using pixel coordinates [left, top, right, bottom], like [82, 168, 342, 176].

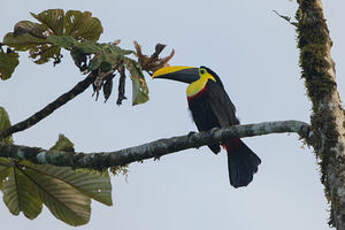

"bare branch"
[0, 120, 310, 169]
[0, 73, 95, 140]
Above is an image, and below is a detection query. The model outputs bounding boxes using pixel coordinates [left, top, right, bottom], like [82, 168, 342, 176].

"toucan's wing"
[205, 81, 240, 127]
[187, 92, 221, 154]
[205, 80, 261, 188]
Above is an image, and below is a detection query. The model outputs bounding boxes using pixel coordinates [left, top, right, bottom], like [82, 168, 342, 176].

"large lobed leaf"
[24, 164, 91, 226]
[1, 9, 151, 105]
[64, 10, 103, 41]
[2, 9, 103, 65]
[0, 134, 112, 226]
[30, 9, 65, 36]
[2, 164, 42, 219]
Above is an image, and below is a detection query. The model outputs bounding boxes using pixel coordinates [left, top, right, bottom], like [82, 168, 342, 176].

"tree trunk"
[296, 0, 345, 228]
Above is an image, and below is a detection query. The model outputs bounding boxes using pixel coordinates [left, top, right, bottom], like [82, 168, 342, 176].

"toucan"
[152, 66, 261, 188]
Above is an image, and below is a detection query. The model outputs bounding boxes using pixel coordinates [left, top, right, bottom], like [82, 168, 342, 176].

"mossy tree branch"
[0, 120, 309, 169]
[296, 0, 345, 228]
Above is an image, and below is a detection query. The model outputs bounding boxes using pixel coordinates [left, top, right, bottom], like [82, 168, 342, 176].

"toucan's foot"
[210, 127, 219, 135]
[187, 131, 200, 149]
[188, 131, 197, 138]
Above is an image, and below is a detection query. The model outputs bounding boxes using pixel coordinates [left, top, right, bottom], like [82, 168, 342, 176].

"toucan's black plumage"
[152, 66, 261, 188]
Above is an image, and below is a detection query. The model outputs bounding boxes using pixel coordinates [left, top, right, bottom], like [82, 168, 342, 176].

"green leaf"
[23, 164, 91, 226]
[30, 9, 103, 41]
[0, 158, 11, 190]
[47, 35, 101, 54]
[30, 9, 65, 35]
[72, 40, 100, 54]
[0, 48, 19, 80]
[64, 10, 103, 41]
[31, 44, 62, 64]
[47, 134, 112, 205]
[3, 32, 58, 64]
[0, 134, 112, 226]
[0, 159, 112, 225]
[27, 163, 112, 206]
[71, 169, 112, 206]
[46, 35, 79, 50]
[48, 35, 122, 72]
[0, 106, 13, 144]
[3, 32, 47, 52]
[2, 165, 42, 219]
[88, 43, 134, 72]
[124, 58, 149, 105]
[131, 75, 149, 105]
[49, 134, 75, 152]
[2, 9, 103, 66]
[12, 20, 48, 39]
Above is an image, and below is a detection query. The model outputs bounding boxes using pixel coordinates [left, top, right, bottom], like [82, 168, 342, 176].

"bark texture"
[296, 0, 345, 228]
[0, 120, 309, 169]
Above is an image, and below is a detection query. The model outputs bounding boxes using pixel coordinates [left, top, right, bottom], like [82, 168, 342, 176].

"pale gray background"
[0, 0, 344, 229]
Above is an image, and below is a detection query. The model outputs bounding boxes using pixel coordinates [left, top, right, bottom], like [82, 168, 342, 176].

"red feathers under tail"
[225, 138, 261, 188]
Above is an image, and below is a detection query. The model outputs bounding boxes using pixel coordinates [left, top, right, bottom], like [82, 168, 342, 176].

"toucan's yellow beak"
[152, 66, 199, 84]
[152, 66, 195, 78]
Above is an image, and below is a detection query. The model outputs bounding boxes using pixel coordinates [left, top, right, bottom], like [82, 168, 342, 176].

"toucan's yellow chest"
[186, 72, 216, 98]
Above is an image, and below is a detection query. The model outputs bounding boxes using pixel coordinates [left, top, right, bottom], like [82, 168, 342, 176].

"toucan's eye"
[200, 69, 206, 75]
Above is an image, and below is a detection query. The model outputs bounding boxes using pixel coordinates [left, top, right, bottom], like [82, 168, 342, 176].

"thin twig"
[273, 10, 298, 27]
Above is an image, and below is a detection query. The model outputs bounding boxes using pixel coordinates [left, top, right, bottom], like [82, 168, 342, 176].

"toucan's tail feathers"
[226, 139, 261, 188]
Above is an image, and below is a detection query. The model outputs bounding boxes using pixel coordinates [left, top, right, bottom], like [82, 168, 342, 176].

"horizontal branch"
[0, 73, 95, 140]
[0, 120, 310, 169]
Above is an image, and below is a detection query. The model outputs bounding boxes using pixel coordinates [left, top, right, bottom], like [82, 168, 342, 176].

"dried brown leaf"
[133, 41, 174, 75]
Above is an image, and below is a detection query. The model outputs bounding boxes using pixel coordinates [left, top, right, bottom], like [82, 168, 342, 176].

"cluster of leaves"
[0, 107, 112, 226]
[0, 9, 157, 105]
[0, 9, 175, 226]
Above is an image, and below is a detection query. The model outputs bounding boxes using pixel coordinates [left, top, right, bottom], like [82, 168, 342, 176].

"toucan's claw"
[188, 131, 197, 138]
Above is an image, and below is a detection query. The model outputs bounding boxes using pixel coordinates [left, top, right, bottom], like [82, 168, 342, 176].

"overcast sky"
[1, 0, 344, 229]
